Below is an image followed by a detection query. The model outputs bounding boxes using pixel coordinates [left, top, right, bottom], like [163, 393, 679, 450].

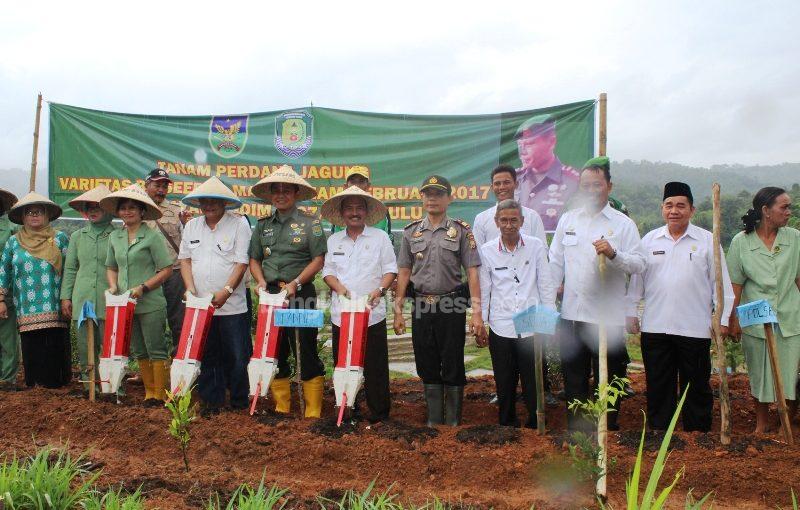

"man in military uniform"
[248, 165, 327, 418]
[144, 168, 191, 351]
[514, 114, 580, 232]
[394, 175, 486, 426]
[0, 188, 18, 391]
[331, 166, 394, 242]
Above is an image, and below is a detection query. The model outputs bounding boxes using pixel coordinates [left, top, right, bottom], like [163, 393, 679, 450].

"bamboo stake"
[295, 329, 305, 417]
[534, 335, 546, 434]
[598, 93, 607, 157]
[764, 323, 794, 445]
[710, 183, 731, 445]
[87, 323, 96, 402]
[29, 93, 43, 192]
[596, 253, 608, 499]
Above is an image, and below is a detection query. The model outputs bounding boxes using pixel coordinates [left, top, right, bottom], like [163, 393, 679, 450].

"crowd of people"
[0, 157, 796, 436]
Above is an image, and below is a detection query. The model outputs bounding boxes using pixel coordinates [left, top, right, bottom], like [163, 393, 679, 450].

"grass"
[463, 343, 493, 372]
[627, 334, 643, 364]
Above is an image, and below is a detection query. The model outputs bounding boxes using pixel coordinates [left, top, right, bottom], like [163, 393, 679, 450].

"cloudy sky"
[0, 1, 797, 195]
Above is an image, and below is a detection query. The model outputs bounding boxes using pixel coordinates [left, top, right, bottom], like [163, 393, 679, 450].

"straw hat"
[320, 185, 387, 227]
[68, 184, 112, 211]
[8, 192, 63, 224]
[251, 165, 316, 202]
[0, 188, 18, 214]
[99, 184, 163, 221]
[181, 176, 242, 209]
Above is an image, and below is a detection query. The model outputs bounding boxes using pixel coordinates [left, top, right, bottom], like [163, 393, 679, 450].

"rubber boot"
[302, 376, 325, 418]
[423, 384, 445, 426]
[138, 359, 155, 401]
[270, 378, 292, 414]
[151, 360, 170, 402]
[444, 385, 464, 426]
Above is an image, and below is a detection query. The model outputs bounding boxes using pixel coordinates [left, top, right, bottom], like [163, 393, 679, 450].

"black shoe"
[444, 385, 464, 426]
[143, 398, 162, 408]
[423, 384, 444, 426]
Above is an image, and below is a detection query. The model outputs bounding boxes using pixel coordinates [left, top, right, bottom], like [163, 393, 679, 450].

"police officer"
[144, 168, 191, 352]
[394, 175, 486, 426]
[331, 166, 394, 241]
[248, 165, 327, 418]
[514, 114, 580, 232]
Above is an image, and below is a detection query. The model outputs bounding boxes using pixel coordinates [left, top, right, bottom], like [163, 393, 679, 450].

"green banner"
[48, 100, 595, 230]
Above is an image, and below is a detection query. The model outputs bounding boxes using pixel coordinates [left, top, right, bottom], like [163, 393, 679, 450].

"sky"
[0, 1, 798, 196]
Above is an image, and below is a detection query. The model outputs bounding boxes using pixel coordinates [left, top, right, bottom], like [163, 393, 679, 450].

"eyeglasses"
[24, 209, 44, 217]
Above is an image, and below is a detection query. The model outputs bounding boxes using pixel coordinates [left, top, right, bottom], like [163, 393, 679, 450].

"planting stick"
[249, 381, 261, 416]
[87, 322, 96, 402]
[533, 335, 545, 434]
[711, 183, 732, 445]
[337, 392, 347, 427]
[295, 328, 305, 417]
[596, 253, 608, 499]
[764, 323, 793, 445]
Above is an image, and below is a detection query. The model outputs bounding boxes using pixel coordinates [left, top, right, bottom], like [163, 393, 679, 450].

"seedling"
[165, 388, 197, 472]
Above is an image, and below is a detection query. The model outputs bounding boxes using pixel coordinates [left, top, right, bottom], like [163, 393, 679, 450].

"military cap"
[582, 156, 611, 171]
[514, 114, 556, 139]
[146, 168, 172, 183]
[345, 165, 370, 181]
[419, 175, 451, 195]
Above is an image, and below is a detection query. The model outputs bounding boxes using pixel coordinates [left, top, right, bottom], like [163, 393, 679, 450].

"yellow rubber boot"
[138, 359, 155, 400]
[151, 360, 170, 402]
[302, 376, 324, 419]
[270, 377, 292, 414]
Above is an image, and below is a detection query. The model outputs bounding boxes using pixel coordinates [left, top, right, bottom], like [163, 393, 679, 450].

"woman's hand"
[61, 299, 73, 320]
[129, 285, 144, 299]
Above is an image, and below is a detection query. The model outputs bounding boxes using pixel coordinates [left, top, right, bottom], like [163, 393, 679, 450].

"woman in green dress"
[0, 192, 70, 388]
[61, 185, 117, 396]
[100, 184, 173, 405]
[727, 186, 800, 434]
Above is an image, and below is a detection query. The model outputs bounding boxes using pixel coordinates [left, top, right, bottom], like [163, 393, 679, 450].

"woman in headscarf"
[727, 186, 800, 434]
[61, 185, 117, 397]
[101, 184, 173, 405]
[0, 192, 70, 388]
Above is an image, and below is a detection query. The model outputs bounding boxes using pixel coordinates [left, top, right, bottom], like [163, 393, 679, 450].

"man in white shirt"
[178, 178, 252, 416]
[479, 200, 555, 428]
[626, 182, 733, 432]
[550, 156, 646, 431]
[473, 164, 547, 247]
[322, 186, 398, 422]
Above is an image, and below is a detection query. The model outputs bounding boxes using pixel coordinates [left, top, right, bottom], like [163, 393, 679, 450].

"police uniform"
[515, 157, 580, 232]
[397, 175, 481, 425]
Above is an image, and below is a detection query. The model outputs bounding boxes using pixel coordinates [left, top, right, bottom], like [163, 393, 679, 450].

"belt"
[417, 290, 458, 304]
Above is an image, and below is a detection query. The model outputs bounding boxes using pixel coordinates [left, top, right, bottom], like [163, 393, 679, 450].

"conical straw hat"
[8, 192, 62, 224]
[99, 184, 163, 221]
[68, 184, 112, 210]
[0, 188, 18, 214]
[320, 185, 387, 227]
[182, 176, 242, 209]
[251, 165, 316, 202]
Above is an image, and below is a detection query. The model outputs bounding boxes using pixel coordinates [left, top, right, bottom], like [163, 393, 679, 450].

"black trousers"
[559, 319, 627, 431]
[332, 320, 391, 420]
[20, 327, 70, 388]
[162, 270, 186, 351]
[411, 298, 467, 386]
[641, 332, 712, 432]
[197, 312, 252, 408]
[271, 284, 325, 381]
[488, 331, 537, 427]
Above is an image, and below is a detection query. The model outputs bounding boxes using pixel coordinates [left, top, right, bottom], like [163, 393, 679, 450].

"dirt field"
[0, 373, 797, 509]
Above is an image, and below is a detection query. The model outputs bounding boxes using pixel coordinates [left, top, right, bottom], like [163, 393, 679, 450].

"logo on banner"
[209, 115, 249, 158]
[274, 110, 313, 158]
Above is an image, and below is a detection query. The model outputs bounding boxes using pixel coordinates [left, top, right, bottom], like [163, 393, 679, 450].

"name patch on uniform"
[565, 231, 576, 236]
[190, 240, 200, 244]
[494, 267, 508, 271]
[652, 250, 665, 255]
[333, 252, 345, 256]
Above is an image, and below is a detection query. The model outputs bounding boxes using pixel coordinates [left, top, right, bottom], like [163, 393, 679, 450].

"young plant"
[165, 388, 197, 473]
[82, 485, 145, 510]
[206, 476, 287, 510]
[319, 479, 401, 510]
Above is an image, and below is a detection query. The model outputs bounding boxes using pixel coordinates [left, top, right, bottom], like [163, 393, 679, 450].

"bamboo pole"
[596, 254, 608, 499]
[598, 93, 607, 157]
[534, 335, 546, 434]
[764, 323, 793, 445]
[29, 93, 43, 192]
[710, 183, 731, 445]
[295, 329, 305, 417]
[87, 323, 96, 402]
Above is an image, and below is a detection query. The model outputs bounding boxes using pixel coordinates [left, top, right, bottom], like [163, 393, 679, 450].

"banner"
[48, 101, 595, 230]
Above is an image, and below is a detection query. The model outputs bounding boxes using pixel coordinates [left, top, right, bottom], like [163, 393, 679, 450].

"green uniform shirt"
[0, 215, 15, 313]
[62, 221, 117, 319]
[248, 207, 327, 283]
[105, 223, 172, 315]
[727, 227, 800, 338]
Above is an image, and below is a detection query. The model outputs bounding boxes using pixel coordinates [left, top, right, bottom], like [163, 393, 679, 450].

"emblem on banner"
[274, 110, 314, 158]
[209, 115, 249, 158]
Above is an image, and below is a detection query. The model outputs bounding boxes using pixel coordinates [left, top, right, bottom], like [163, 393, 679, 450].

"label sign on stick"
[512, 305, 560, 336]
[274, 309, 324, 328]
[736, 299, 778, 328]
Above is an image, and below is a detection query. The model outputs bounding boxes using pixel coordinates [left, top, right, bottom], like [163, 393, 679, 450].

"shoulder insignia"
[453, 218, 472, 230]
[404, 219, 423, 230]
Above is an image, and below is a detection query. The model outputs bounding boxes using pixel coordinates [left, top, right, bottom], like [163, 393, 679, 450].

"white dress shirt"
[322, 226, 398, 327]
[479, 233, 556, 338]
[626, 223, 734, 339]
[549, 204, 646, 327]
[473, 204, 548, 249]
[177, 212, 251, 315]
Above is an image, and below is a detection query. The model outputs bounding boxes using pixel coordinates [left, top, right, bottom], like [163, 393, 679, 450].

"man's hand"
[728, 316, 741, 341]
[337, 286, 352, 300]
[184, 288, 197, 300]
[367, 289, 381, 308]
[470, 315, 487, 346]
[179, 209, 193, 225]
[61, 299, 73, 320]
[211, 289, 230, 309]
[107, 285, 118, 296]
[0, 302, 8, 320]
[255, 280, 267, 293]
[593, 239, 616, 259]
[283, 281, 298, 300]
[720, 325, 729, 338]
[393, 313, 406, 335]
[626, 316, 640, 335]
